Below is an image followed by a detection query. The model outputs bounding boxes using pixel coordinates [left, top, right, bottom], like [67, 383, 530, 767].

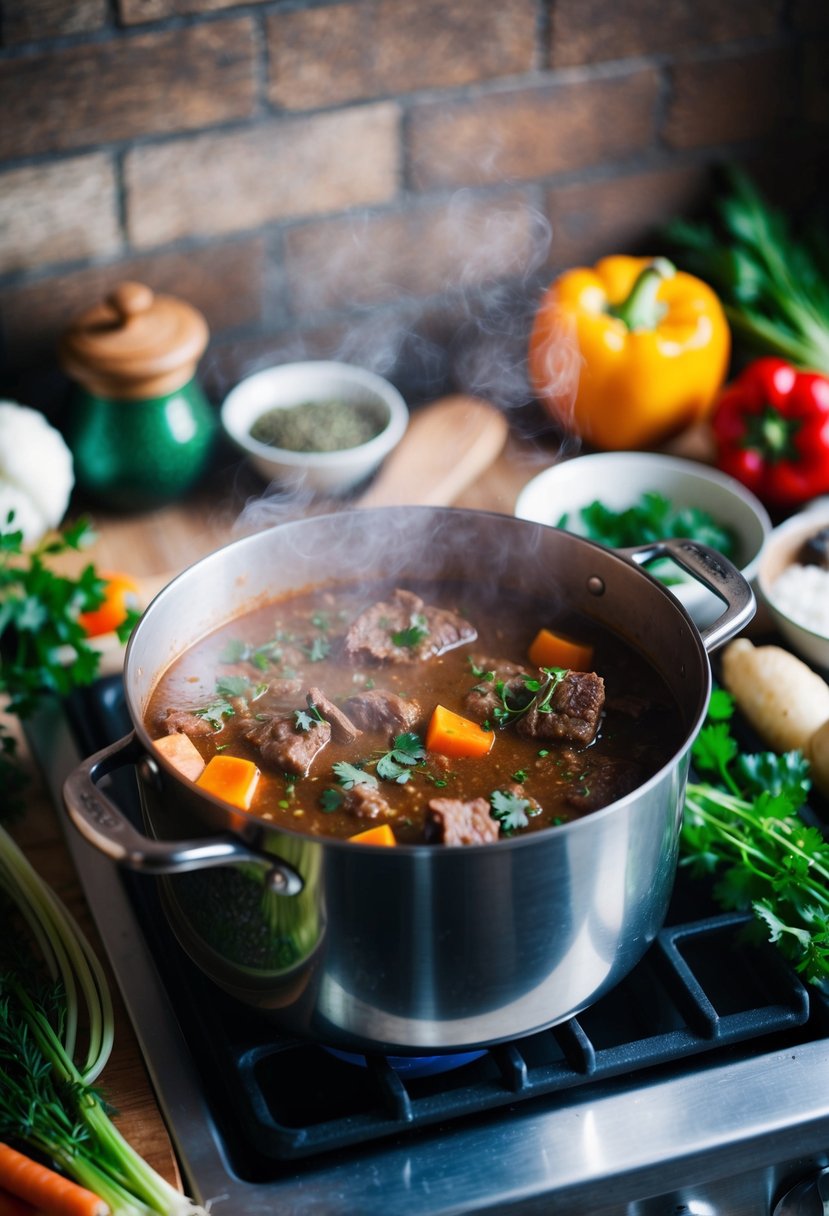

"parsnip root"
[720, 637, 829, 757]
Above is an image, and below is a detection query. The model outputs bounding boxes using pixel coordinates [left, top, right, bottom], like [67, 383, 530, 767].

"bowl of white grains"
[758, 498, 829, 674]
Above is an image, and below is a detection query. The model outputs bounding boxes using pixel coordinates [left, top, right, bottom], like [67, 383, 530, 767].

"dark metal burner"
[34, 676, 829, 1215]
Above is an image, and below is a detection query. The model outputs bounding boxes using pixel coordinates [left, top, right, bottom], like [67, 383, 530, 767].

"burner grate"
[64, 677, 814, 1180]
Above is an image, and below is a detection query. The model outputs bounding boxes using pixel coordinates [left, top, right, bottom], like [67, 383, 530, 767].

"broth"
[145, 578, 683, 844]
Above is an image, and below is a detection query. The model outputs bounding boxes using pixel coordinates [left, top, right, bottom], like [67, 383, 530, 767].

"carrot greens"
[0, 734, 206, 1214]
[680, 689, 829, 984]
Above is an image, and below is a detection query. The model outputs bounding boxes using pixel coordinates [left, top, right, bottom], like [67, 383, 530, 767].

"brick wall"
[0, 0, 826, 415]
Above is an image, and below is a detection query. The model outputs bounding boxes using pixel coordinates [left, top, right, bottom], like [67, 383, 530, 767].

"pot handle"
[623, 537, 756, 653]
[62, 732, 304, 895]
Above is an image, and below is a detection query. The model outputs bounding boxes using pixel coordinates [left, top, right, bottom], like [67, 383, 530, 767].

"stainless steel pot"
[63, 507, 754, 1054]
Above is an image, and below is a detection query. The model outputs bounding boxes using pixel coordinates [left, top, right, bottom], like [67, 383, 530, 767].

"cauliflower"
[0, 401, 74, 544]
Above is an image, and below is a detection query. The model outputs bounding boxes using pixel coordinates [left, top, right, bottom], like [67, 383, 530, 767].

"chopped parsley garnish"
[468, 657, 494, 680]
[392, 612, 429, 649]
[304, 636, 331, 662]
[492, 667, 567, 726]
[194, 697, 235, 730]
[490, 789, 531, 834]
[376, 732, 426, 784]
[332, 761, 378, 790]
[319, 788, 344, 813]
[216, 674, 267, 700]
[294, 704, 325, 732]
[219, 636, 289, 671]
[195, 674, 268, 729]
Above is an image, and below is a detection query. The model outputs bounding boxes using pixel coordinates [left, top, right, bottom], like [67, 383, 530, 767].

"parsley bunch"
[680, 688, 829, 985]
[0, 514, 136, 819]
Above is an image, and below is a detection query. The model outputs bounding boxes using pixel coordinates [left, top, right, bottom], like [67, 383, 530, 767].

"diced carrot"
[425, 704, 494, 759]
[348, 823, 397, 846]
[196, 754, 260, 810]
[527, 627, 594, 672]
[152, 733, 206, 782]
[0, 1143, 108, 1216]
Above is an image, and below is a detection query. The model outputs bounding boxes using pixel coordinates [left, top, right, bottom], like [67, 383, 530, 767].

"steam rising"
[226, 192, 584, 535]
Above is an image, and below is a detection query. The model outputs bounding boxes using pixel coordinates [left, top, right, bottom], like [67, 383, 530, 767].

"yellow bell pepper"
[528, 255, 730, 450]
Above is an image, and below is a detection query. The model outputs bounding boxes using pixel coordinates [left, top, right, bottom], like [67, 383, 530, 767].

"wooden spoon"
[356, 394, 510, 509]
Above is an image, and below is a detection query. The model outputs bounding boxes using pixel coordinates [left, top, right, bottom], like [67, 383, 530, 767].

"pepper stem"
[607, 258, 676, 331]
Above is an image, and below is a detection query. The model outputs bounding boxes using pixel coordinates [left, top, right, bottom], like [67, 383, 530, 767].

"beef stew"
[146, 578, 683, 845]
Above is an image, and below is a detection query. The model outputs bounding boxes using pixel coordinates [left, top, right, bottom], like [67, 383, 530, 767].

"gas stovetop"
[27, 677, 829, 1216]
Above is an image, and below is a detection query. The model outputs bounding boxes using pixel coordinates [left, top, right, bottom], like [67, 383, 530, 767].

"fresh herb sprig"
[491, 667, 568, 727]
[680, 689, 829, 985]
[490, 788, 531, 834]
[376, 731, 426, 783]
[665, 165, 829, 375]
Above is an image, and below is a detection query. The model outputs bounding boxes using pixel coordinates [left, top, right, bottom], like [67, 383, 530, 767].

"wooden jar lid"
[59, 281, 210, 400]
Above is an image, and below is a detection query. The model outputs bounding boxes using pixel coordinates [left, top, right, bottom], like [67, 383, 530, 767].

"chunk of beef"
[425, 796, 500, 846]
[157, 708, 216, 739]
[564, 757, 643, 813]
[342, 783, 394, 820]
[343, 689, 421, 736]
[307, 687, 361, 743]
[463, 656, 531, 723]
[516, 670, 605, 745]
[345, 588, 476, 664]
[241, 714, 331, 776]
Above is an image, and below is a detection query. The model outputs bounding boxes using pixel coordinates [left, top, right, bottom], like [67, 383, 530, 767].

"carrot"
[527, 627, 594, 672]
[348, 823, 397, 846]
[425, 704, 494, 759]
[152, 732, 206, 782]
[195, 753, 260, 810]
[0, 1187, 38, 1216]
[0, 1144, 108, 1216]
[78, 572, 140, 638]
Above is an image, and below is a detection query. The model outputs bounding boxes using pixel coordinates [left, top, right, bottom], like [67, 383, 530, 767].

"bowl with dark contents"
[221, 360, 409, 495]
[758, 497, 829, 673]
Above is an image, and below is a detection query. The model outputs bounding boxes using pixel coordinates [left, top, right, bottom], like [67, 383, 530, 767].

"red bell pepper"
[712, 357, 829, 509]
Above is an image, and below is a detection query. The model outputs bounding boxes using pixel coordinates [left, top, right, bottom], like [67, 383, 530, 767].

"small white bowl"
[758, 498, 829, 674]
[221, 361, 409, 496]
[515, 451, 772, 627]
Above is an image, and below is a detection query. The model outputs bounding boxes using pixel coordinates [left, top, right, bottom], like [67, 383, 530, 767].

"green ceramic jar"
[59, 281, 216, 511]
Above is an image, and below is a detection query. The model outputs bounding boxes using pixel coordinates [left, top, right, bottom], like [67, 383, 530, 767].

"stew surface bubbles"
[146, 579, 684, 845]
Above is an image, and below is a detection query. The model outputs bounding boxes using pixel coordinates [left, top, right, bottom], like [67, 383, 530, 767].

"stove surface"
[28, 678, 829, 1215]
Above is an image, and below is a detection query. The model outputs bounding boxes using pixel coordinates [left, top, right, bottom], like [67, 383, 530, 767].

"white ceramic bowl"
[757, 498, 829, 674]
[515, 451, 772, 627]
[220, 361, 409, 496]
